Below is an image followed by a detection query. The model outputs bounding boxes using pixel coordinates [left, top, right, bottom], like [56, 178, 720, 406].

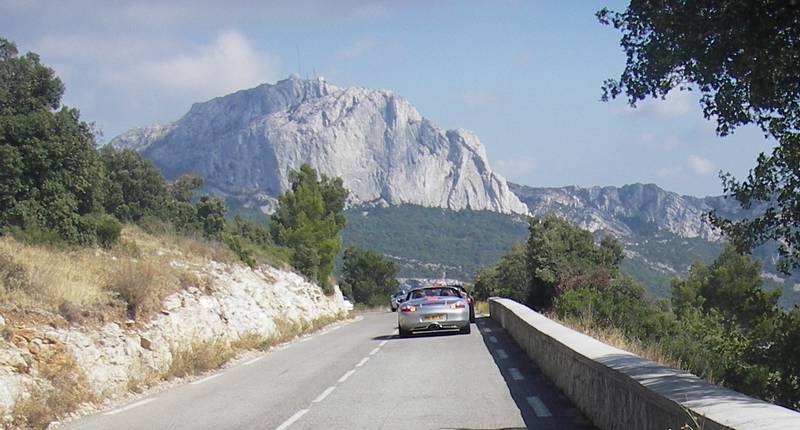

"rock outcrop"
[509, 182, 754, 241]
[111, 77, 528, 215]
[0, 262, 348, 417]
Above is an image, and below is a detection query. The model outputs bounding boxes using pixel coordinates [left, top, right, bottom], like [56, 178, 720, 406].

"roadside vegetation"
[0, 38, 352, 428]
[0, 37, 355, 322]
[340, 245, 399, 307]
[269, 164, 348, 294]
[473, 214, 800, 411]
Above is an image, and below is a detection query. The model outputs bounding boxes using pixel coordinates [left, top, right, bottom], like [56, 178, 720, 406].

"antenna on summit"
[295, 45, 302, 78]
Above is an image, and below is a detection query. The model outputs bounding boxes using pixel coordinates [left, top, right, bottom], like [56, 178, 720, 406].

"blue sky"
[1, 0, 776, 197]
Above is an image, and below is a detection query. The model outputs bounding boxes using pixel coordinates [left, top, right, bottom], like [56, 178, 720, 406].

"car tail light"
[400, 305, 417, 313]
[451, 302, 466, 309]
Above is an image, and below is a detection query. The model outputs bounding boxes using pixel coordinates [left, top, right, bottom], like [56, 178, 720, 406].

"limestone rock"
[111, 77, 528, 215]
[509, 182, 747, 241]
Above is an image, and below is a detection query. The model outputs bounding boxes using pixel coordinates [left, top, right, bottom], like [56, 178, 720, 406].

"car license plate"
[422, 314, 445, 322]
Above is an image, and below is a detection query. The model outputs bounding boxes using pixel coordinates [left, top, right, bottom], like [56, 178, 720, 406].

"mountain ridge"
[111, 77, 528, 215]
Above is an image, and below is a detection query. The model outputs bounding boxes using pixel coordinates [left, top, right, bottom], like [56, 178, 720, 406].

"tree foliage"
[271, 164, 347, 292]
[196, 196, 226, 239]
[476, 213, 800, 409]
[598, 1, 800, 272]
[472, 242, 529, 302]
[100, 147, 171, 222]
[340, 245, 399, 306]
[0, 38, 107, 245]
[526, 214, 624, 309]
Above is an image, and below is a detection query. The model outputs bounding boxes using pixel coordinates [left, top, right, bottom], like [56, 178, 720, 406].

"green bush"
[340, 245, 398, 305]
[91, 214, 122, 249]
[223, 234, 256, 268]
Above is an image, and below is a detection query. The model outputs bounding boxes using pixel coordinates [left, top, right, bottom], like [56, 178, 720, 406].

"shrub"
[0, 251, 29, 293]
[108, 260, 170, 320]
[166, 340, 233, 379]
[223, 234, 256, 268]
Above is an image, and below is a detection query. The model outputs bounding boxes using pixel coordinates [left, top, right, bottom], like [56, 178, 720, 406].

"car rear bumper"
[398, 308, 469, 332]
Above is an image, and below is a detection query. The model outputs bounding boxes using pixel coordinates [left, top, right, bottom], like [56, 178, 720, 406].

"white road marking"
[508, 368, 525, 380]
[299, 336, 312, 343]
[327, 326, 342, 333]
[379, 340, 389, 347]
[489, 336, 498, 343]
[483, 328, 493, 332]
[497, 349, 509, 359]
[275, 409, 309, 430]
[355, 357, 370, 367]
[526, 396, 552, 417]
[190, 373, 222, 385]
[338, 369, 356, 383]
[103, 398, 156, 416]
[369, 347, 380, 356]
[312, 386, 336, 403]
[243, 356, 264, 366]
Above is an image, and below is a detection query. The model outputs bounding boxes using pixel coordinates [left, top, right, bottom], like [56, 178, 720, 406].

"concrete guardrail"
[489, 298, 800, 430]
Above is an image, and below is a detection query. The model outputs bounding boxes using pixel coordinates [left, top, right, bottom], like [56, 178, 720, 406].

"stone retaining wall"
[489, 298, 800, 430]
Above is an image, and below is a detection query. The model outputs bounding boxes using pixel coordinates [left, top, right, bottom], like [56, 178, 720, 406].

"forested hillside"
[340, 205, 528, 279]
[337, 204, 800, 307]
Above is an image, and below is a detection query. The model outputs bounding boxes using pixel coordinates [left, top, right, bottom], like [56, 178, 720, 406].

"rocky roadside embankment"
[0, 260, 348, 427]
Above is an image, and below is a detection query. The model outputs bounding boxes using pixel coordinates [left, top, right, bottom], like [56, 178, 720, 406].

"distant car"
[390, 290, 407, 312]
[342, 295, 354, 311]
[397, 286, 470, 337]
[452, 284, 475, 323]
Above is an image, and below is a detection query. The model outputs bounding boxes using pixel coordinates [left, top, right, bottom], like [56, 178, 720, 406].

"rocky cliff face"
[111, 77, 528, 215]
[509, 182, 753, 241]
[0, 261, 348, 420]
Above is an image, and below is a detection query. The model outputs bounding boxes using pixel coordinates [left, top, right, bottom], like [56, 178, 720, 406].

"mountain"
[509, 182, 755, 242]
[110, 77, 527, 215]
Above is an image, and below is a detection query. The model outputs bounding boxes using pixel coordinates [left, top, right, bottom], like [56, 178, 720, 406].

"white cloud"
[458, 88, 499, 110]
[622, 89, 694, 118]
[110, 30, 279, 99]
[656, 165, 683, 178]
[495, 157, 537, 178]
[336, 39, 377, 61]
[688, 155, 716, 175]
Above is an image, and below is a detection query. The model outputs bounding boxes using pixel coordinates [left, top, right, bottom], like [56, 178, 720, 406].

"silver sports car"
[397, 286, 471, 337]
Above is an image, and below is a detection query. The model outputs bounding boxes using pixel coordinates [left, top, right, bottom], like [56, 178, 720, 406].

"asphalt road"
[65, 312, 595, 430]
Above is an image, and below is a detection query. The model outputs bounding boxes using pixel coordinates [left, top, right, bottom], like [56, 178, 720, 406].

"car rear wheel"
[459, 324, 471, 335]
[398, 325, 411, 338]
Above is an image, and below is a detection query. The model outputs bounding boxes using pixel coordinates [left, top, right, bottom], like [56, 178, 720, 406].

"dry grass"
[552, 312, 682, 370]
[475, 301, 490, 316]
[107, 260, 173, 320]
[10, 344, 94, 430]
[0, 225, 231, 323]
[165, 314, 348, 380]
[230, 331, 272, 351]
[272, 316, 304, 344]
[165, 339, 235, 379]
[0, 239, 115, 318]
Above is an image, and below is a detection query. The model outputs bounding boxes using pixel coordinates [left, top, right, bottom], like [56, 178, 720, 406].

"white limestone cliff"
[111, 77, 528, 215]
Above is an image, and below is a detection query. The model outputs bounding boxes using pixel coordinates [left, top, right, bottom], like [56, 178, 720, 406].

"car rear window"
[411, 287, 459, 298]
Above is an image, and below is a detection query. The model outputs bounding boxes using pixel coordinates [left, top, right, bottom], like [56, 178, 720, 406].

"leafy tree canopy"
[598, 1, 800, 272]
[526, 214, 624, 309]
[672, 244, 781, 330]
[270, 164, 348, 292]
[341, 245, 399, 305]
[0, 38, 106, 244]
